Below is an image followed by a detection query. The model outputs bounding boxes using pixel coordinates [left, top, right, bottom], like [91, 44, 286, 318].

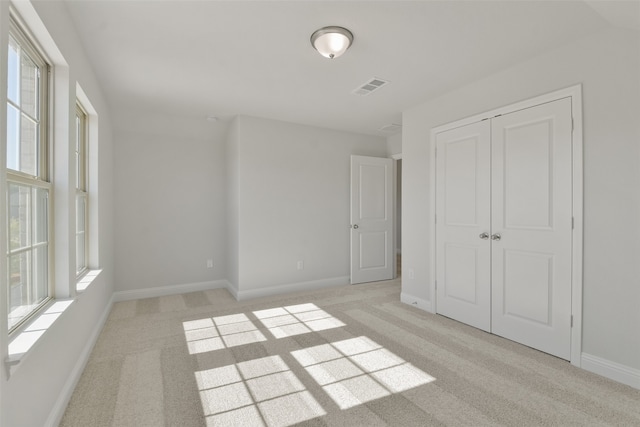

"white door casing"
[435, 121, 492, 332]
[350, 155, 394, 284]
[491, 97, 573, 360]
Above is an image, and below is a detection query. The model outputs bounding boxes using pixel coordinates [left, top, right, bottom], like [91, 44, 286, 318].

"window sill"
[4, 269, 102, 379]
[77, 268, 102, 293]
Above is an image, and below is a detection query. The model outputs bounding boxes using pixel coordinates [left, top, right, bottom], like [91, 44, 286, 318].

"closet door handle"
[479, 232, 489, 240]
[491, 233, 501, 241]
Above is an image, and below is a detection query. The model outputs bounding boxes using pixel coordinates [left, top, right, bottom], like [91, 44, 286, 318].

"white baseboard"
[400, 292, 433, 313]
[236, 276, 350, 301]
[581, 353, 640, 390]
[113, 279, 230, 302]
[45, 293, 115, 427]
[226, 280, 239, 300]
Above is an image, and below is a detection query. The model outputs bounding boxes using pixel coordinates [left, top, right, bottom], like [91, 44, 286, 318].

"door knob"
[491, 233, 501, 241]
[352, 224, 359, 229]
[479, 232, 489, 240]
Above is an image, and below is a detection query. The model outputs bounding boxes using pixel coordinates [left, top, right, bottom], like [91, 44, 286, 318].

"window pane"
[8, 183, 31, 251]
[75, 114, 82, 188]
[7, 104, 20, 171]
[34, 187, 48, 244]
[8, 252, 31, 330]
[76, 194, 86, 232]
[20, 52, 38, 119]
[75, 115, 81, 153]
[76, 151, 80, 189]
[8, 36, 19, 104]
[76, 194, 87, 274]
[33, 245, 48, 302]
[75, 108, 86, 191]
[8, 248, 47, 330]
[76, 233, 85, 273]
[20, 114, 37, 176]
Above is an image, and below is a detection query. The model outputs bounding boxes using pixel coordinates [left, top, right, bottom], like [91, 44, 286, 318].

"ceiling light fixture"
[310, 26, 353, 59]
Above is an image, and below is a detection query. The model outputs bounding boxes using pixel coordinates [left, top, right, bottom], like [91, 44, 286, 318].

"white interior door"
[350, 155, 393, 284]
[491, 98, 573, 360]
[435, 121, 492, 332]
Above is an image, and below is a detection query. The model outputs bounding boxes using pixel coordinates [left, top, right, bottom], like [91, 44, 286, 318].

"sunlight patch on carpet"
[183, 314, 266, 355]
[291, 336, 435, 409]
[195, 355, 326, 427]
[253, 303, 345, 339]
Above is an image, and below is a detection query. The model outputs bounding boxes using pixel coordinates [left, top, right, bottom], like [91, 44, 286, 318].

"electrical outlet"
[207, 259, 214, 268]
[297, 260, 304, 270]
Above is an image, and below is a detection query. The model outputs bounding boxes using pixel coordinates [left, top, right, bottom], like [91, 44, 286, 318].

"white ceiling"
[62, 0, 638, 137]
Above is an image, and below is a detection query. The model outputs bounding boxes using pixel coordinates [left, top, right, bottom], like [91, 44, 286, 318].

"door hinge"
[570, 315, 574, 327]
[435, 280, 438, 291]
[571, 117, 574, 132]
[435, 214, 437, 224]
[572, 217, 575, 229]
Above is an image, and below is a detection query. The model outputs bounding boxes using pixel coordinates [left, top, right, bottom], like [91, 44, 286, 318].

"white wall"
[402, 27, 640, 372]
[114, 111, 228, 292]
[0, 1, 116, 425]
[387, 133, 402, 157]
[233, 116, 387, 296]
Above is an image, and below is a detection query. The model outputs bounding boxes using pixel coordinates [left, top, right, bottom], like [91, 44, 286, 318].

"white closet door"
[490, 97, 573, 360]
[436, 121, 491, 332]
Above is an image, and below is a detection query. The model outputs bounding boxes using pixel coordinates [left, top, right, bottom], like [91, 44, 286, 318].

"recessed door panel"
[445, 138, 479, 226]
[444, 244, 478, 304]
[359, 231, 387, 270]
[436, 121, 491, 332]
[502, 250, 553, 325]
[503, 120, 553, 229]
[359, 165, 387, 221]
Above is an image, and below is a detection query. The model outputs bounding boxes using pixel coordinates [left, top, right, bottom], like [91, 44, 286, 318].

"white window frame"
[75, 102, 88, 278]
[5, 14, 53, 335]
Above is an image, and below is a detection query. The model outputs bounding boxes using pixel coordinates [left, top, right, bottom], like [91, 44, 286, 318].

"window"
[6, 17, 51, 333]
[75, 102, 88, 277]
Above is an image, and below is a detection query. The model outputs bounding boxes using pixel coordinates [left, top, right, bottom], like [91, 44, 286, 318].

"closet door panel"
[435, 121, 491, 332]
[491, 97, 573, 360]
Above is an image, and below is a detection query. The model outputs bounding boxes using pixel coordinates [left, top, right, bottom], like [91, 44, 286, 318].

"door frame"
[391, 153, 402, 279]
[428, 84, 584, 366]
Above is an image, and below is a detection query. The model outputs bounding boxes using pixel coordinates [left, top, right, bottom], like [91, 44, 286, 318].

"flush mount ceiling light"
[310, 26, 354, 59]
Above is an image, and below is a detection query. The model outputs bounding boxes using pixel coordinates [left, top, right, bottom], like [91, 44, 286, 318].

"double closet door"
[435, 98, 573, 360]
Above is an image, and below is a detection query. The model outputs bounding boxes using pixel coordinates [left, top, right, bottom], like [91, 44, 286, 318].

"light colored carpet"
[60, 279, 640, 426]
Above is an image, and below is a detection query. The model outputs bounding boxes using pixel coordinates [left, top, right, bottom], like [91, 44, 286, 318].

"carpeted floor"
[60, 279, 640, 426]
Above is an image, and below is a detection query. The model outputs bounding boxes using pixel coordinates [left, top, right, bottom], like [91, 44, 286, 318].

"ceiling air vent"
[378, 123, 402, 133]
[352, 77, 389, 96]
